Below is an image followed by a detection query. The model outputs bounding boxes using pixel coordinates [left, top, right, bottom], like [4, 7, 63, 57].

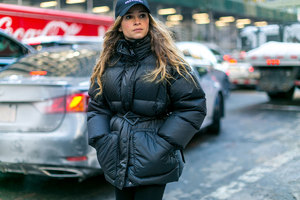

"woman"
[87, 0, 207, 199]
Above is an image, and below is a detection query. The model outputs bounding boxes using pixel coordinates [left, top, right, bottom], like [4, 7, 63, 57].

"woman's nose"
[134, 17, 141, 25]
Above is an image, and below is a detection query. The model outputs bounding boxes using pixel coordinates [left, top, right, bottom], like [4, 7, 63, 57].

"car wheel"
[208, 93, 223, 135]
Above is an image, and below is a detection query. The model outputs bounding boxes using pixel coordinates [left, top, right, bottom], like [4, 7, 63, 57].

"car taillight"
[35, 92, 89, 113]
[66, 93, 89, 112]
[223, 54, 231, 61]
[228, 59, 237, 64]
[248, 66, 254, 73]
[266, 59, 280, 66]
[66, 156, 87, 162]
[30, 71, 47, 76]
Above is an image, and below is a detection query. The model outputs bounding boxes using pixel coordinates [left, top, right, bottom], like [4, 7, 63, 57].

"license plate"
[0, 104, 17, 122]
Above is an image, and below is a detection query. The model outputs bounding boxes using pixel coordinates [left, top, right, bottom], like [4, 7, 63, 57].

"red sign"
[0, 3, 114, 41]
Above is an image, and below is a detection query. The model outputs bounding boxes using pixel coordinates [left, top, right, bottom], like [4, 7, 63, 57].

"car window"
[0, 35, 24, 58]
[0, 47, 100, 78]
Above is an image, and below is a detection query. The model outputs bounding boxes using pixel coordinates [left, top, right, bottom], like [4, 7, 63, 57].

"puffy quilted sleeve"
[158, 71, 207, 149]
[87, 82, 112, 148]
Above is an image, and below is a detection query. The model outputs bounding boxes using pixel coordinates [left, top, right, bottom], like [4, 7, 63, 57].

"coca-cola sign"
[0, 15, 110, 41]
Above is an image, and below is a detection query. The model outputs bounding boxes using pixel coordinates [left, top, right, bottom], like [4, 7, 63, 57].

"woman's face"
[119, 5, 149, 40]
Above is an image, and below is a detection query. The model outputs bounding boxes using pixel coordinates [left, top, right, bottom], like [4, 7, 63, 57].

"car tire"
[208, 93, 223, 135]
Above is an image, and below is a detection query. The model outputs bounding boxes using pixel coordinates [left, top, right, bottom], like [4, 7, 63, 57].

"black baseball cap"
[115, 0, 151, 19]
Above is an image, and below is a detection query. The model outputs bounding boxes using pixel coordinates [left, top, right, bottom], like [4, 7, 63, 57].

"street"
[1, 89, 300, 200]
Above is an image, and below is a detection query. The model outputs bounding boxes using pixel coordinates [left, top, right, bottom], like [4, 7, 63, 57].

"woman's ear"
[118, 26, 122, 32]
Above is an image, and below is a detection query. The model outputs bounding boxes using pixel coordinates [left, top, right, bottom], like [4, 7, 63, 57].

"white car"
[226, 61, 259, 89]
[176, 41, 230, 98]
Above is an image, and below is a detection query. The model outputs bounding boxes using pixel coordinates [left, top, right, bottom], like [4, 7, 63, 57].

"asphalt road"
[1, 89, 300, 200]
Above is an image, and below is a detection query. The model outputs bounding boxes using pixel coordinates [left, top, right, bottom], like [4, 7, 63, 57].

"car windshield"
[177, 42, 218, 64]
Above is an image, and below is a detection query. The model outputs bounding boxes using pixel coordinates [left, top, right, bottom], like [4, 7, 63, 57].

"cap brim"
[119, 3, 150, 17]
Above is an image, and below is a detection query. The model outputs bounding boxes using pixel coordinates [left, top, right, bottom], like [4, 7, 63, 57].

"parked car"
[226, 61, 259, 89]
[0, 45, 101, 180]
[186, 56, 225, 134]
[176, 41, 230, 97]
[0, 45, 224, 180]
[0, 29, 35, 69]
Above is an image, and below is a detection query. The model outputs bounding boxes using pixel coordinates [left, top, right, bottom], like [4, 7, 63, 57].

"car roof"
[22, 35, 103, 45]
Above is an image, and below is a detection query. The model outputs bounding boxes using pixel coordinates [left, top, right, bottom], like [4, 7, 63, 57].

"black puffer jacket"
[87, 36, 206, 190]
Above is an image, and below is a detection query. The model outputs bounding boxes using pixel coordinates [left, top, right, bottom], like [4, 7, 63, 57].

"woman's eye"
[140, 14, 146, 18]
[125, 15, 132, 20]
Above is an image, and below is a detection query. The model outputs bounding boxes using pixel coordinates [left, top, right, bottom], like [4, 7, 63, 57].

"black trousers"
[115, 184, 166, 200]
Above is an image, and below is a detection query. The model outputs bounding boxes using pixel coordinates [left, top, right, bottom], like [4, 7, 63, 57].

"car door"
[192, 65, 219, 129]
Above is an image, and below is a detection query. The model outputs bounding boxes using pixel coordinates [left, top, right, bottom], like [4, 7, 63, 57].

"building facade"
[0, 0, 298, 50]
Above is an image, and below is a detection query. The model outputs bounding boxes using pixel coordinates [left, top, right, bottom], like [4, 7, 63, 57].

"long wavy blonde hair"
[90, 14, 193, 95]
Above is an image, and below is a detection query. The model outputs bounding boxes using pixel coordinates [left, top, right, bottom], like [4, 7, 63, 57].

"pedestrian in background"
[87, 0, 206, 199]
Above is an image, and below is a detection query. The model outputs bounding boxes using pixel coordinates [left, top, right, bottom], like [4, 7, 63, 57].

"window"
[0, 35, 24, 58]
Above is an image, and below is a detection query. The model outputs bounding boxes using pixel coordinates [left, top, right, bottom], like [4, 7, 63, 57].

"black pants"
[115, 184, 166, 200]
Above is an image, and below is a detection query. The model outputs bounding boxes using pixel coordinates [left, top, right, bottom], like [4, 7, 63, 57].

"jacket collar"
[116, 35, 152, 61]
